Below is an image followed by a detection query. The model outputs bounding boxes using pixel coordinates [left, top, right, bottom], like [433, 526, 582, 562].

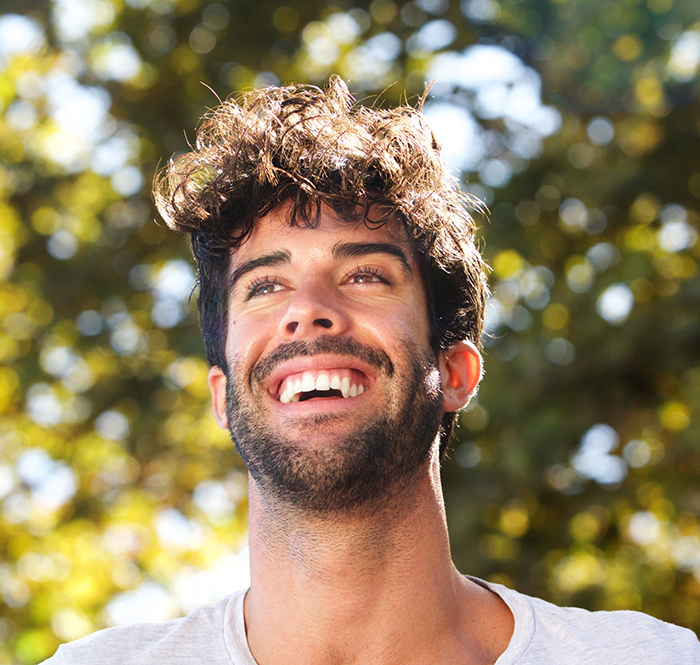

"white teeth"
[301, 373, 315, 392]
[279, 373, 366, 402]
[315, 373, 330, 391]
[280, 378, 301, 403]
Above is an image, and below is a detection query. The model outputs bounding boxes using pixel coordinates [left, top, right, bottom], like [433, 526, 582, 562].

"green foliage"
[0, 0, 699, 661]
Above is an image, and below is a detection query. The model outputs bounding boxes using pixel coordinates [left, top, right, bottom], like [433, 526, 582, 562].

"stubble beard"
[224, 335, 444, 515]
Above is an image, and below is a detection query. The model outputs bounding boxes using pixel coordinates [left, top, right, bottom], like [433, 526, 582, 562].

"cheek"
[225, 315, 276, 369]
[386, 285, 433, 348]
[361, 307, 432, 353]
[390, 304, 432, 347]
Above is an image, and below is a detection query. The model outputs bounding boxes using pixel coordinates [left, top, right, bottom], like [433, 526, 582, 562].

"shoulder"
[41, 591, 246, 665]
[527, 594, 700, 659]
[470, 578, 700, 665]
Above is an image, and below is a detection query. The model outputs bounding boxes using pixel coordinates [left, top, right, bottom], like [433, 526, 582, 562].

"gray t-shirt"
[42, 579, 700, 664]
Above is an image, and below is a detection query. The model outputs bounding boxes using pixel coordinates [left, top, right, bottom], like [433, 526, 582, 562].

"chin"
[225, 338, 444, 514]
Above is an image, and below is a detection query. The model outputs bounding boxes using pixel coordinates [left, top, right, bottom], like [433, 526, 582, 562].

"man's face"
[209, 205, 448, 513]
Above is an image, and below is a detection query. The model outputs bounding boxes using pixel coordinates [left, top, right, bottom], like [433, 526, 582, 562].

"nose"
[278, 281, 349, 340]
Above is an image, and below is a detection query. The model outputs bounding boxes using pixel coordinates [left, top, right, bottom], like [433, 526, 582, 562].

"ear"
[439, 340, 482, 412]
[208, 366, 229, 430]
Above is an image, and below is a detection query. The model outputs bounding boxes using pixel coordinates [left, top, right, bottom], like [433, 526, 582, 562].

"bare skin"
[208, 205, 514, 665]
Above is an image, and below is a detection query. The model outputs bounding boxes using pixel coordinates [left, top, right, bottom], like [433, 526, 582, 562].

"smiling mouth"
[277, 369, 368, 403]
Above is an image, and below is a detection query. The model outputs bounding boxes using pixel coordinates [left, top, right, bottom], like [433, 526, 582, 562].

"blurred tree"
[0, 0, 699, 662]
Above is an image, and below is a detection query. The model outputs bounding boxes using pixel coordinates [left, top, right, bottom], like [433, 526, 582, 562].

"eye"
[345, 266, 392, 285]
[247, 277, 284, 299]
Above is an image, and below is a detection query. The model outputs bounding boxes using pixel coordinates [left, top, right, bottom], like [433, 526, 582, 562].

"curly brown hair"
[154, 76, 488, 452]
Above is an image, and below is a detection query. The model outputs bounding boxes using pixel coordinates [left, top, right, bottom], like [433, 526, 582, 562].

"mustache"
[251, 335, 394, 385]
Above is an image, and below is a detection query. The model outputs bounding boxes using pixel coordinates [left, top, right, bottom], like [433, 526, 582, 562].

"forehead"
[231, 204, 419, 265]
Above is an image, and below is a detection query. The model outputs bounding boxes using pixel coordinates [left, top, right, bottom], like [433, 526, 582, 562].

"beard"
[224, 335, 444, 514]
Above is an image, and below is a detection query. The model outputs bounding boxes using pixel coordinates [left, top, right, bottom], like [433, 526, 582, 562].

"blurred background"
[0, 0, 699, 661]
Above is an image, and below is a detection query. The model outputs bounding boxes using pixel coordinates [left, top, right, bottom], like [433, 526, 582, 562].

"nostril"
[287, 321, 299, 334]
[315, 318, 332, 329]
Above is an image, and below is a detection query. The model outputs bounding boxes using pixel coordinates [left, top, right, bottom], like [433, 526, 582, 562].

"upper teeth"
[279, 371, 365, 404]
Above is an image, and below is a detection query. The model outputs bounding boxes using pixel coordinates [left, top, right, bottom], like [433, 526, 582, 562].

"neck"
[243, 448, 513, 665]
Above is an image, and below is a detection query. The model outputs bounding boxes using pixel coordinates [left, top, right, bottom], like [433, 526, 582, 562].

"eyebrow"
[229, 250, 291, 290]
[228, 241, 414, 290]
[332, 242, 414, 277]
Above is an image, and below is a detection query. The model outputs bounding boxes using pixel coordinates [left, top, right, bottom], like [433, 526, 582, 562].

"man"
[43, 77, 699, 664]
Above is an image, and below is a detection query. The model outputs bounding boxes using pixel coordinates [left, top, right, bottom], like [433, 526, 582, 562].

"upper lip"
[262, 355, 377, 401]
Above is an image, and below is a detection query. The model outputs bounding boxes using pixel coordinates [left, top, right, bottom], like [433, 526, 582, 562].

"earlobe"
[208, 366, 229, 430]
[439, 340, 482, 412]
